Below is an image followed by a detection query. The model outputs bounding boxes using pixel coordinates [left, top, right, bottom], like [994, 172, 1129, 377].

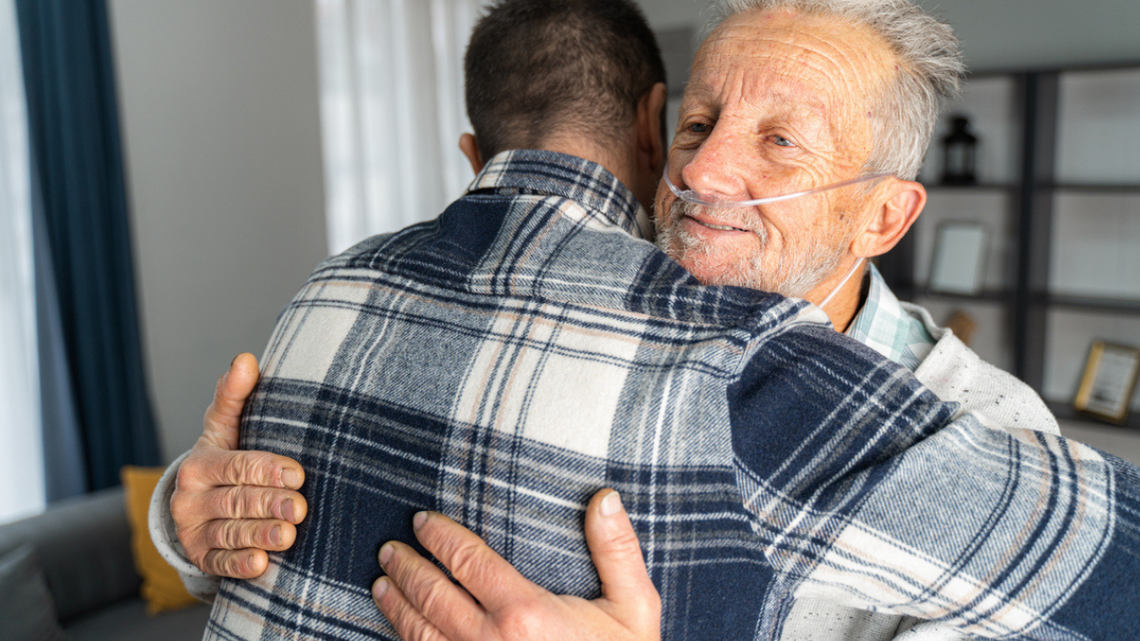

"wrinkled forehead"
[690, 8, 897, 145]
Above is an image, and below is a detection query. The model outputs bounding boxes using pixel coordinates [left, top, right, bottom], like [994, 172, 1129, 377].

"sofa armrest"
[0, 487, 141, 621]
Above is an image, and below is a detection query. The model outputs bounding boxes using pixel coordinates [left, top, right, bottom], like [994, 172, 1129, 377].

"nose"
[678, 126, 750, 202]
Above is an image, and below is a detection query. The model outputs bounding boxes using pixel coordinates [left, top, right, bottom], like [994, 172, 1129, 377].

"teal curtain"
[16, 0, 160, 491]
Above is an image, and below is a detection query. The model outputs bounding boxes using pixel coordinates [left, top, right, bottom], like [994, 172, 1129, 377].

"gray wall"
[641, 0, 708, 30]
[919, 0, 1140, 71]
[110, 0, 328, 461]
[640, 0, 1140, 70]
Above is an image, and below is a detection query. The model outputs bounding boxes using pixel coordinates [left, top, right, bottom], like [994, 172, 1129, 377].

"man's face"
[654, 9, 894, 299]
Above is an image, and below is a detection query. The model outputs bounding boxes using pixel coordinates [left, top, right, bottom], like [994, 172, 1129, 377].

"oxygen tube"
[662, 162, 877, 310]
[817, 257, 864, 310]
[662, 163, 891, 209]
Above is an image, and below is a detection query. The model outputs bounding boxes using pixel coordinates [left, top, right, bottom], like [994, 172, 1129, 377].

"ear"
[458, 133, 484, 175]
[850, 179, 926, 258]
[635, 82, 668, 177]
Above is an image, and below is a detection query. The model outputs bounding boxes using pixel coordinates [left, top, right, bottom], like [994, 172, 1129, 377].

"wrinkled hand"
[373, 489, 661, 641]
[170, 353, 308, 578]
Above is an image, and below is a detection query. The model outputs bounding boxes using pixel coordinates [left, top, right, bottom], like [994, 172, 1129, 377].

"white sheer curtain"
[0, 0, 45, 523]
[316, 0, 491, 256]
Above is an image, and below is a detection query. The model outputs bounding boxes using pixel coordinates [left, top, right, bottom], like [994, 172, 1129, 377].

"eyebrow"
[682, 78, 827, 116]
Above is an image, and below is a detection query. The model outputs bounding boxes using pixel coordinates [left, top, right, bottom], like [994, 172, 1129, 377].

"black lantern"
[941, 115, 978, 185]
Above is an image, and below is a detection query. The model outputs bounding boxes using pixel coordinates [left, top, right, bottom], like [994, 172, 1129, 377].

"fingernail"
[413, 511, 428, 531]
[224, 354, 239, 380]
[282, 468, 301, 489]
[600, 491, 623, 517]
[270, 526, 282, 546]
[281, 499, 295, 522]
[244, 554, 259, 576]
[379, 543, 394, 566]
[373, 577, 389, 600]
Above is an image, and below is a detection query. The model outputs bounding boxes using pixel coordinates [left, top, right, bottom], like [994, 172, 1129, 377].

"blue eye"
[773, 135, 795, 147]
[689, 123, 711, 134]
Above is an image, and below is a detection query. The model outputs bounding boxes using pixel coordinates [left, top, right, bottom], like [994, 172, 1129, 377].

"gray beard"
[655, 200, 845, 299]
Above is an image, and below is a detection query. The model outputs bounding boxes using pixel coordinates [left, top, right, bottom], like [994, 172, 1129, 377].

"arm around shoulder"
[731, 325, 1140, 639]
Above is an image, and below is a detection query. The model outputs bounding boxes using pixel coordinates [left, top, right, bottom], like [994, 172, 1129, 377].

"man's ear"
[850, 179, 926, 258]
[458, 133, 484, 175]
[636, 82, 668, 176]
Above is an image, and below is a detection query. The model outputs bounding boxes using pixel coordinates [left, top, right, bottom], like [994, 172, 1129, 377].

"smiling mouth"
[688, 216, 748, 233]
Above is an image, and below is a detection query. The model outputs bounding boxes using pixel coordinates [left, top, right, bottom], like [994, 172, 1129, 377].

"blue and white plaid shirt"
[207, 151, 1140, 641]
[846, 264, 935, 372]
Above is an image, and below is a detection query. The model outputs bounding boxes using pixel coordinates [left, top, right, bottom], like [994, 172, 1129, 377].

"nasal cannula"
[661, 163, 880, 309]
[662, 163, 891, 209]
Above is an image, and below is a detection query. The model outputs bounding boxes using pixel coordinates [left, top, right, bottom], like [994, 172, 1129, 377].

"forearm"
[732, 325, 1137, 638]
[147, 450, 222, 602]
[754, 411, 1135, 639]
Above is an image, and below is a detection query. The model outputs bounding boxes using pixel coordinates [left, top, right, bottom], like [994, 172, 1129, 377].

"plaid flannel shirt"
[207, 151, 1140, 641]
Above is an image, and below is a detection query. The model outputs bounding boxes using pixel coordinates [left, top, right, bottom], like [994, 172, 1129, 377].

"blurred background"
[1, 1, 1138, 633]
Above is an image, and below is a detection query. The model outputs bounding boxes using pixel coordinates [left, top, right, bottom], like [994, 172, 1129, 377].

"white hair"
[705, 0, 964, 180]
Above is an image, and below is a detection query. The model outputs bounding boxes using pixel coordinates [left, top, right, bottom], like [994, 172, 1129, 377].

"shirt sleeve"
[147, 450, 222, 602]
[728, 321, 1140, 640]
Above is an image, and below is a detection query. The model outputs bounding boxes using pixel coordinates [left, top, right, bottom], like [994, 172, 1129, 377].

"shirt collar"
[469, 150, 648, 240]
[845, 263, 935, 371]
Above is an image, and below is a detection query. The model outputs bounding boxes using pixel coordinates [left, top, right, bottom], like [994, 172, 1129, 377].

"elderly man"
[153, 0, 1139, 639]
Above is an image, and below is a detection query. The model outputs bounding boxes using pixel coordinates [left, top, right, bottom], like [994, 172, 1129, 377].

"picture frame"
[928, 221, 988, 295]
[1074, 341, 1140, 425]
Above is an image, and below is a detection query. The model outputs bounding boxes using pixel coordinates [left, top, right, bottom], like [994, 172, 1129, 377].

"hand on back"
[373, 489, 662, 641]
[169, 353, 308, 578]
[170, 355, 662, 641]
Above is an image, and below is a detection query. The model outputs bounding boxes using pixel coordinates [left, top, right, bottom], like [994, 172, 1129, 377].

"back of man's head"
[464, 0, 666, 163]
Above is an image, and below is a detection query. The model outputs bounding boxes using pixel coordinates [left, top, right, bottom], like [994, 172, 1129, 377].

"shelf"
[921, 182, 1018, 192]
[912, 289, 1013, 304]
[1047, 400, 1140, 430]
[891, 285, 1013, 305]
[898, 291, 1140, 314]
[1046, 183, 1140, 194]
[1038, 294, 1140, 314]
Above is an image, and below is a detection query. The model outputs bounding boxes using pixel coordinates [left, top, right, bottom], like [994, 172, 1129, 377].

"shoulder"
[729, 309, 959, 496]
[902, 302, 1060, 435]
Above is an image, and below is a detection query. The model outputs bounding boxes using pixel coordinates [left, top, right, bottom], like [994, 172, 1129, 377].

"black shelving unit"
[1045, 295, 1140, 315]
[880, 65, 1140, 430]
[1051, 184, 1140, 194]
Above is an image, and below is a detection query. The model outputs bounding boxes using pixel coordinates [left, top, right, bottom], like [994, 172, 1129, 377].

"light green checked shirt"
[845, 263, 935, 372]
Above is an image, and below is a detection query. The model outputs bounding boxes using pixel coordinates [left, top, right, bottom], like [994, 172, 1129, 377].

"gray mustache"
[666, 200, 766, 241]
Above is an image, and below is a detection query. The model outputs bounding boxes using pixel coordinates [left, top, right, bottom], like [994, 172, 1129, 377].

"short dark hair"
[464, 0, 667, 162]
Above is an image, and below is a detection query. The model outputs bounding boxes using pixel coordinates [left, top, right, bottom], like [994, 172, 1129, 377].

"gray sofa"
[0, 487, 209, 640]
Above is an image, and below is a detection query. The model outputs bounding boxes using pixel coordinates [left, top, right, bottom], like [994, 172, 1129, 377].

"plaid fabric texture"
[846, 264, 935, 371]
[207, 151, 1140, 640]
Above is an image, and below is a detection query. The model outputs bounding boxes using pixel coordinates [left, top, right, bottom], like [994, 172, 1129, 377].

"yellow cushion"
[121, 466, 199, 614]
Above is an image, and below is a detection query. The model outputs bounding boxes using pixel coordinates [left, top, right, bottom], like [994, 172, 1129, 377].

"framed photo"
[1074, 341, 1140, 424]
[928, 221, 988, 295]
